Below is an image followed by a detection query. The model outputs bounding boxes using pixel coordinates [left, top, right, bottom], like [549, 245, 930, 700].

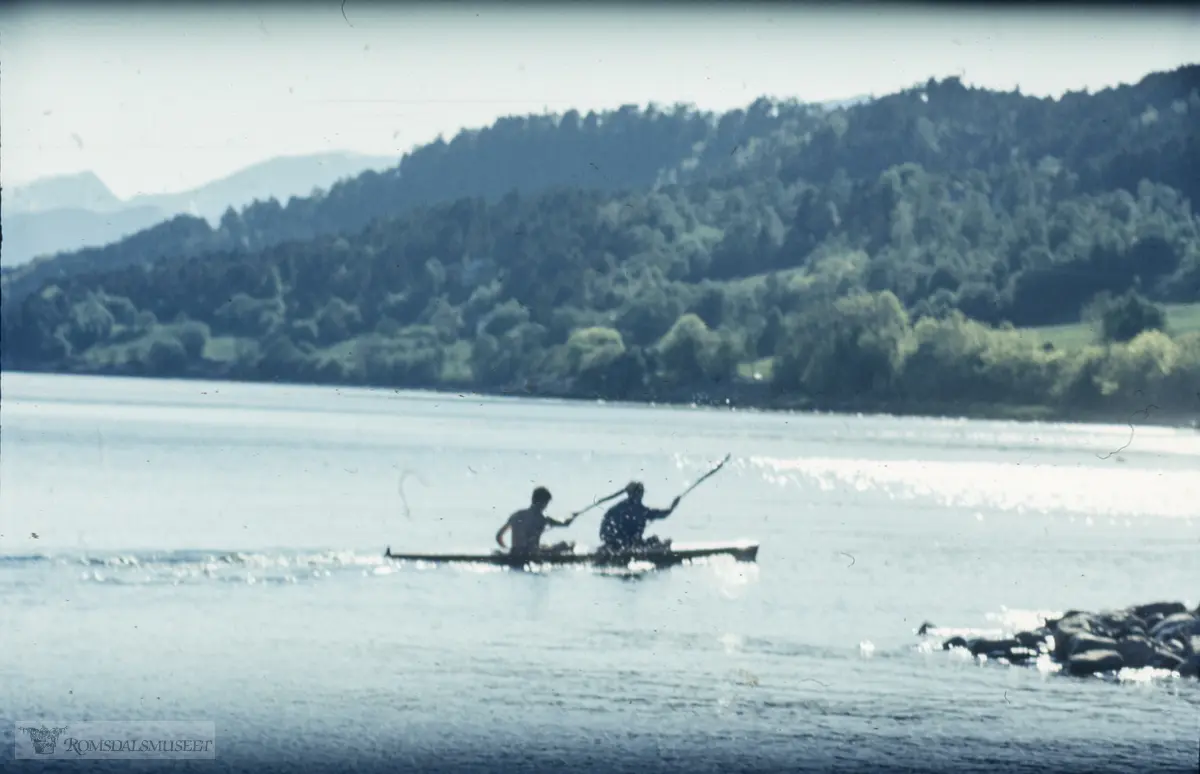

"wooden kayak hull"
[382, 540, 759, 569]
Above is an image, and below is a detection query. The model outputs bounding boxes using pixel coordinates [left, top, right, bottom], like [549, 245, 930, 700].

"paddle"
[566, 487, 627, 524]
[563, 453, 731, 527]
[673, 453, 733, 505]
[577, 453, 732, 516]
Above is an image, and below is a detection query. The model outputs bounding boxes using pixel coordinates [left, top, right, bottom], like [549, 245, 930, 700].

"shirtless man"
[495, 486, 576, 557]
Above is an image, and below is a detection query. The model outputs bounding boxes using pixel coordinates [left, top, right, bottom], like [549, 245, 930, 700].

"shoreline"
[5, 363, 1198, 431]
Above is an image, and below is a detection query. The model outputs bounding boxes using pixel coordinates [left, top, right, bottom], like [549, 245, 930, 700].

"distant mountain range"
[1, 93, 878, 273]
[0, 96, 876, 270]
[1, 152, 397, 267]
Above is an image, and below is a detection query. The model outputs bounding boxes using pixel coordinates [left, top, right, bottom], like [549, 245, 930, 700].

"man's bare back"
[496, 487, 576, 556]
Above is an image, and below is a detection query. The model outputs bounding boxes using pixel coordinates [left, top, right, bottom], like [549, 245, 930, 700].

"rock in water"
[1046, 611, 1088, 632]
[1114, 635, 1167, 670]
[1053, 623, 1110, 662]
[1015, 628, 1052, 651]
[1066, 649, 1124, 677]
[931, 600, 1198, 681]
[1149, 613, 1200, 641]
[1052, 611, 1094, 634]
[1065, 632, 1119, 658]
[1144, 612, 1169, 631]
[1131, 601, 1187, 620]
[1003, 646, 1039, 665]
[967, 638, 1020, 658]
[1153, 650, 1186, 672]
[1095, 611, 1148, 638]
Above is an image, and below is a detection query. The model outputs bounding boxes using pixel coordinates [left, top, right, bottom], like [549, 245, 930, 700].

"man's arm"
[495, 518, 512, 548]
[545, 514, 576, 528]
[646, 497, 681, 520]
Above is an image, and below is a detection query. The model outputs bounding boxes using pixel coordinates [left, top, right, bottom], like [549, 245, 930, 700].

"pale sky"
[2, 3, 1197, 200]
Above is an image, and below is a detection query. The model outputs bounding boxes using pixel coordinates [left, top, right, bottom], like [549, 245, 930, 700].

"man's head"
[531, 486, 552, 510]
[625, 481, 645, 503]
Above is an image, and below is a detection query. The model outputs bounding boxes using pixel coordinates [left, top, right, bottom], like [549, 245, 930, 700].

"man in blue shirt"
[598, 481, 679, 552]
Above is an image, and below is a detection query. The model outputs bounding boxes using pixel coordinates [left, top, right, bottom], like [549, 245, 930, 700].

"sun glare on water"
[748, 456, 1198, 519]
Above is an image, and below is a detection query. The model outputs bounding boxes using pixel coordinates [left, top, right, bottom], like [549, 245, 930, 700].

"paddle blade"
[676, 453, 732, 500]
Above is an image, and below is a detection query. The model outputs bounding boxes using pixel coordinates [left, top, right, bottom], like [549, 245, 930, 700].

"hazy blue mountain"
[3, 171, 126, 215]
[819, 94, 873, 110]
[2, 205, 171, 269]
[126, 151, 399, 223]
[1, 152, 397, 267]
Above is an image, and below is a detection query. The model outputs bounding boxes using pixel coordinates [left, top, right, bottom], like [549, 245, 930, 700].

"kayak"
[383, 540, 759, 569]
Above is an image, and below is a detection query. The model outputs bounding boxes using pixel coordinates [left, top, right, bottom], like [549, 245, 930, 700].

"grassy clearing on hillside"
[203, 336, 244, 363]
[736, 357, 775, 382]
[81, 324, 202, 369]
[733, 302, 1200, 384]
[313, 336, 474, 384]
[1023, 302, 1200, 349]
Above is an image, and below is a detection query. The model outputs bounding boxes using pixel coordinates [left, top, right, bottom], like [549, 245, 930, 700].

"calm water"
[2, 372, 1198, 773]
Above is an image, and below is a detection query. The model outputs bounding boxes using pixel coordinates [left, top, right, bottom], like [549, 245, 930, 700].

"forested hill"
[6, 65, 1198, 305]
[3, 65, 1199, 425]
[1, 100, 825, 302]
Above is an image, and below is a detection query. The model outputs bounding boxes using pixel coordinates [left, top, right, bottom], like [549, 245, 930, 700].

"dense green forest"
[3, 66, 1199, 425]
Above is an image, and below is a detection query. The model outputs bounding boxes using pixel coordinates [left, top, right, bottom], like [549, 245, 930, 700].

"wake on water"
[0, 547, 758, 585]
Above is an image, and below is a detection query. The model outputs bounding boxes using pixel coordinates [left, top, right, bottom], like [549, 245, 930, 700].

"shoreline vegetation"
[3, 67, 1199, 427]
[8, 360, 1197, 432]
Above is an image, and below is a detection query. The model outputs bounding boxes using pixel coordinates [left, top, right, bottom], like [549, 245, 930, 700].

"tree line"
[2, 65, 1198, 424]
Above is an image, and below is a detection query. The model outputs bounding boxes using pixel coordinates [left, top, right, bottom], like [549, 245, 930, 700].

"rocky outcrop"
[929, 600, 1199, 679]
